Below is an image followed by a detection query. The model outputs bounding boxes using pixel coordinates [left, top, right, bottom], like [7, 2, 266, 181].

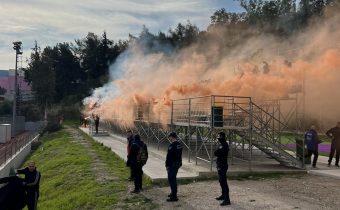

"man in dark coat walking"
[326, 122, 340, 167]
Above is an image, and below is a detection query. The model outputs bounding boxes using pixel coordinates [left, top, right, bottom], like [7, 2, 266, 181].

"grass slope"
[21, 128, 156, 210]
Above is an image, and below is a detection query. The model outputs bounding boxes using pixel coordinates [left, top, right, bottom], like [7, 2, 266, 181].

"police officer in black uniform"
[128, 134, 144, 193]
[165, 132, 182, 202]
[214, 132, 231, 206]
[16, 161, 41, 210]
[94, 115, 100, 134]
[126, 130, 134, 181]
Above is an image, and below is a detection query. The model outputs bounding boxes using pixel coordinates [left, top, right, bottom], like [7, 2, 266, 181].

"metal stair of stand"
[234, 102, 303, 168]
[236, 130, 302, 167]
[252, 133, 301, 167]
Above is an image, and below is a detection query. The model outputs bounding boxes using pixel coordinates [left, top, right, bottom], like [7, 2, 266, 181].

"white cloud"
[0, 0, 242, 69]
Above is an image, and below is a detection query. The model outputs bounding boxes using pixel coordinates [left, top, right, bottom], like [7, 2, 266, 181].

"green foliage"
[0, 85, 6, 95]
[19, 102, 43, 121]
[25, 32, 127, 108]
[51, 43, 86, 103]
[168, 21, 200, 48]
[40, 110, 63, 133]
[60, 104, 82, 120]
[0, 100, 12, 115]
[74, 31, 125, 90]
[25, 43, 56, 112]
[237, 0, 333, 35]
[210, 8, 247, 26]
[43, 121, 61, 133]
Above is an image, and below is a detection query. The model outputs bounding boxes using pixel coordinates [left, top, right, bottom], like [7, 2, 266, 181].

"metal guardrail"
[0, 131, 41, 167]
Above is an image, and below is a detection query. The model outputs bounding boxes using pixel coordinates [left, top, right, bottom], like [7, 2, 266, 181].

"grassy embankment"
[20, 123, 156, 210]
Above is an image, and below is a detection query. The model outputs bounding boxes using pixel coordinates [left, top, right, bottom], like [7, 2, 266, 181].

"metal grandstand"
[101, 94, 306, 171]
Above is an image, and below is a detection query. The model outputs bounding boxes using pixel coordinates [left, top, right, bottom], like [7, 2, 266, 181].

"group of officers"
[126, 122, 340, 206]
[126, 130, 231, 206]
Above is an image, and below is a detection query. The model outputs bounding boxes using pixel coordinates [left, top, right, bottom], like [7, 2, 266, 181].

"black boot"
[220, 200, 231, 206]
[166, 196, 178, 202]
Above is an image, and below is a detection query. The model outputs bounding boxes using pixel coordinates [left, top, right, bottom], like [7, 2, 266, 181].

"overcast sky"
[0, 0, 243, 70]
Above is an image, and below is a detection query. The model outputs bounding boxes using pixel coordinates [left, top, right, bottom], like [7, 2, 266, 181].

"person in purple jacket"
[304, 125, 320, 168]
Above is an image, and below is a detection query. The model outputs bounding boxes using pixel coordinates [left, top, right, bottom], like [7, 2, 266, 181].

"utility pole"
[12, 41, 23, 135]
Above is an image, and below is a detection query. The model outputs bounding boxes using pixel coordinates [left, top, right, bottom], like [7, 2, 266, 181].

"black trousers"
[217, 165, 230, 202]
[305, 149, 318, 166]
[328, 146, 340, 165]
[27, 190, 39, 210]
[130, 166, 134, 179]
[132, 164, 143, 191]
[167, 166, 179, 197]
[95, 123, 99, 134]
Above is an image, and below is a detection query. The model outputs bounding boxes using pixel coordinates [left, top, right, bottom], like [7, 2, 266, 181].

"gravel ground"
[144, 174, 340, 210]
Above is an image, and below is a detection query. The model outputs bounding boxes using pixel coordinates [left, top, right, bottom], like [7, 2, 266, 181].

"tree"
[97, 31, 121, 83]
[74, 32, 128, 90]
[210, 8, 246, 26]
[237, 0, 329, 35]
[0, 86, 6, 95]
[75, 32, 102, 88]
[75, 32, 122, 89]
[52, 43, 85, 103]
[0, 100, 12, 115]
[26, 42, 55, 117]
[168, 21, 200, 48]
[299, 0, 325, 18]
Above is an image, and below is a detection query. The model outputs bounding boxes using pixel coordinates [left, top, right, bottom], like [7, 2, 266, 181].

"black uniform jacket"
[166, 141, 182, 168]
[214, 142, 229, 167]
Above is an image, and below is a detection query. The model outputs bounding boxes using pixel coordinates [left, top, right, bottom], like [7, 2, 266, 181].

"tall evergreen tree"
[53, 43, 86, 103]
[25, 43, 55, 117]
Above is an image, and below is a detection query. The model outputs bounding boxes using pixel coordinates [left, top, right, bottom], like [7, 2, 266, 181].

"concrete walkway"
[307, 155, 340, 179]
[79, 127, 199, 181]
[79, 127, 340, 181]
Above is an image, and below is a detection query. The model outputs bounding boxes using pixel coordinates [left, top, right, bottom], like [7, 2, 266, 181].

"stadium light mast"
[12, 41, 23, 134]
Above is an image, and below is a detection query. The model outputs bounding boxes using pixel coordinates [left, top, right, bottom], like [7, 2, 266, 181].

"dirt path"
[144, 174, 340, 210]
[144, 187, 196, 210]
[65, 127, 117, 184]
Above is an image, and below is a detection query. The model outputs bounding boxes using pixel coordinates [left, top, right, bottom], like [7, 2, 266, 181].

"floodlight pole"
[12, 41, 22, 135]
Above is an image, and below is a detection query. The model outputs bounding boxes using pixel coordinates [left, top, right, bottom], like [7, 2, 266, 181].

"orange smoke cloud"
[83, 10, 340, 130]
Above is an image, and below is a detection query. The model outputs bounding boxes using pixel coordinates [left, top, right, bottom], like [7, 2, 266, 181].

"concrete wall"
[0, 134, 39, 180]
